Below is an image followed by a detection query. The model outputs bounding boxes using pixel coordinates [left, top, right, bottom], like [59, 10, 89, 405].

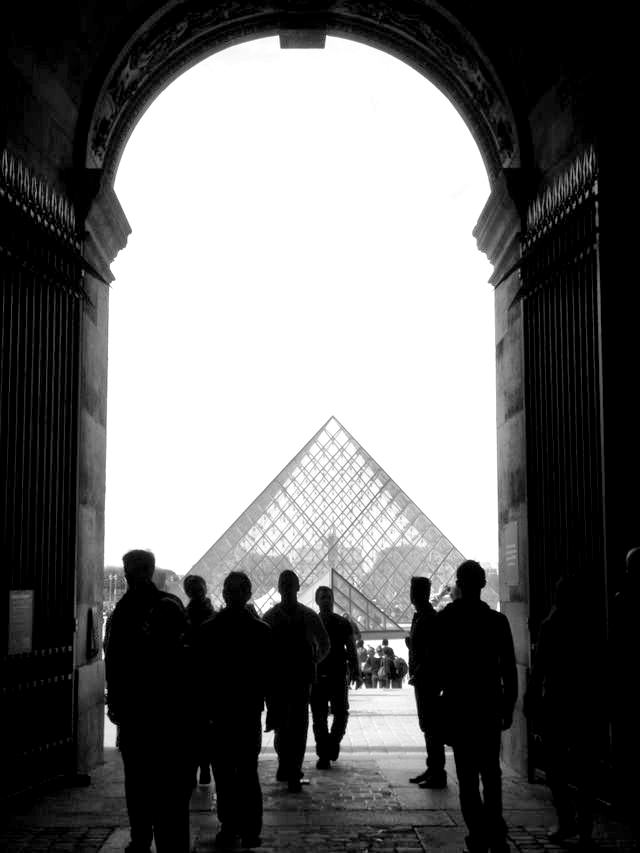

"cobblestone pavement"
[3, 691, 638, 852]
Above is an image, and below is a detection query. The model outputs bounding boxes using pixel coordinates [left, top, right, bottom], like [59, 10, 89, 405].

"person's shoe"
[316, 757, 331, 770]
[409, 771, 429, 784]
[215, 827, 239, 849]
[464, 835, 489, 853]
[241, 835, 262, 849]
[418, 772, 447, 789]
[547, 822, 579, 842]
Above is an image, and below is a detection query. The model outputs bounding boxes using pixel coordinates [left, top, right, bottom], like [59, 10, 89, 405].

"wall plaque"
[8, 590, 34, 654]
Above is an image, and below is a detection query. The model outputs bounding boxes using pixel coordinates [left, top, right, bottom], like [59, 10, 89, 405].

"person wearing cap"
[262, 569, 330, 792]
[405, 575, 447, 788]
[435, 560, 517, 853]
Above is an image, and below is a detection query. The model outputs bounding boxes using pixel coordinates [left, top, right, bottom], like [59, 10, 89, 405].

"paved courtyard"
[2, 690, 637, 852]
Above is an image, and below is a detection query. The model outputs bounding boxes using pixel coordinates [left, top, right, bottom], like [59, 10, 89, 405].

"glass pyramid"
[188, 417, 465, 634]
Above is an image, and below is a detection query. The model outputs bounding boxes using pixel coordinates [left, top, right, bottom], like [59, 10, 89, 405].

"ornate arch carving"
[83, 0, 520, 183]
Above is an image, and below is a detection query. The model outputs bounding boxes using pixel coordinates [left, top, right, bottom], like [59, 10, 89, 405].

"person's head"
[122, 549, 155, 588]
[381, 638, 388, 647]
[183, 574, 207, 601]
[278, 569, 300, 599]
[384, 645, 394, 658]
[315, 585, 334, 614]
[356, 638, 364, 649]
[410, 576, 431, 608]
[223, 571, 252, 608]
[455, 560, 486, 598]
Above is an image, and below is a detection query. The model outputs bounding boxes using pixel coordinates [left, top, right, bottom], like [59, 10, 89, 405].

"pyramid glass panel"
[188, 417, 466, 631]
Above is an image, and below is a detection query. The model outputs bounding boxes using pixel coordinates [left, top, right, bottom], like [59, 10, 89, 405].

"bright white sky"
[105, 35, 496, 575]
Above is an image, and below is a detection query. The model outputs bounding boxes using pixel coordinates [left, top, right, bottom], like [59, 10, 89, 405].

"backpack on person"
[394, 657, 408, 680]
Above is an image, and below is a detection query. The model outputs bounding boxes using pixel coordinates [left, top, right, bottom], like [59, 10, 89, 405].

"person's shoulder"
[262, 603, 279, 621]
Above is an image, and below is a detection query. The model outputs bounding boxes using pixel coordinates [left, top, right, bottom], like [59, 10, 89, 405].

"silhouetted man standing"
[311, 586, 361, 769]
[105, 550, 193, 853]
[198, 571, 271, 850]
[435, 560, 517, 853]
[406, 576, 447, 788]
[263, 570, 330, 791]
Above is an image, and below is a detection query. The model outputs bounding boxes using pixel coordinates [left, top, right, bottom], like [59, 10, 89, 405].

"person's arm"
[499, 613, 518, 729]
[344, 622, 361, 684]
[307, 610, 331, 663]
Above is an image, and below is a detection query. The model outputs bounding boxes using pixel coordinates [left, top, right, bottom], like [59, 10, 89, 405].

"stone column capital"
[66, 168, 131, 284]
[473, 169, 534, 287]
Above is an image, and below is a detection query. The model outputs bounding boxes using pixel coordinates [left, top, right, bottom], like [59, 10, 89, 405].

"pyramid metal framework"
[188, 417, 465, 633]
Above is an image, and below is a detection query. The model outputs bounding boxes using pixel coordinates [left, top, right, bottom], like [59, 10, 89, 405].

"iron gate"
[0, 151, 83, 797]
[520, 148, 610, 785]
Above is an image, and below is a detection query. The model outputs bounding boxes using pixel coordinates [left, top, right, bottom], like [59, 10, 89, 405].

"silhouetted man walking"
[406, 576, 447, 788]
[263, 570, 330, 791]
[198, 571, 271, 850]
[105, 549, 194, 853]
[435, 560, 517, 853]
[311, 586, 361, 769]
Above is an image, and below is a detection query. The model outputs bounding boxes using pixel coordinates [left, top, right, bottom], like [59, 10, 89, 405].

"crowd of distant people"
[103, 547, 640, 853]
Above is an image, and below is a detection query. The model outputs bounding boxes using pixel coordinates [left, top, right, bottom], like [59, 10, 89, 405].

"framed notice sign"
[8, 590, 34, 654]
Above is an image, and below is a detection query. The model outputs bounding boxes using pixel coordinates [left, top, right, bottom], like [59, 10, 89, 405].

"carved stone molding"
[474, 168, 533, 287]
[83, 0, 520, 182]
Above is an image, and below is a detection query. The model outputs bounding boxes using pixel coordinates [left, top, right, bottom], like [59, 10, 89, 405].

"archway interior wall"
[2, 1, 605, 784]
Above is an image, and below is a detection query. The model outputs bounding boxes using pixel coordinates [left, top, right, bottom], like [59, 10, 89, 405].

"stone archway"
[78, 2, 523, 182]
[74, 2, 531, 775]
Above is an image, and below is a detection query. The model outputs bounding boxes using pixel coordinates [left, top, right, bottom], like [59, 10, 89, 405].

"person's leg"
[119, 727, 154, 852]
[288, 684, 310, 788]
[210, 734, 238, 841]
[453, 738, 488, 852]
[236, 715, 264, 843]
[328, 675, 349, 761]
[310, 681, 330, 762]
[478, 729, 507, 851]
[543, 718, 577, 837]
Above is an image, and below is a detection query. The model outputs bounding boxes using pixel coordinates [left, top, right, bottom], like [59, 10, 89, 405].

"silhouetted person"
[184, 574, 215, 636]
[525, 575, 603, 846]
[362, 647, 377, 688]
[610, 547, 640, 840]
[197, 571, 271, 850]
[183, 573, 215, 786]
[105, 550, 194, 853]
[311, 586, 360, 769]
[435, 560, 517, 853]
[262, 569, 330, 791]
[405, 576, 447, 788]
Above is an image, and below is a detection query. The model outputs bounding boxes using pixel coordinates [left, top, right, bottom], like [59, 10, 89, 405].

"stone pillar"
[71, 171, 130, 775]
[473, 169, 531, 776]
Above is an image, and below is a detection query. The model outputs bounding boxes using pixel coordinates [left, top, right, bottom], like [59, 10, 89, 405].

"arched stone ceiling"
[82, 1, 521, 183]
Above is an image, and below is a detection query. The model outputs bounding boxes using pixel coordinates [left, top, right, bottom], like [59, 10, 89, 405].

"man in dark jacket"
[405, 575, 447, 788]
[262, 569, 330, 791]
[435, 560, 517, 853]
[197, 571, 271, 850]
[105, 549, 194, 853]
[311, 586, 361, 769]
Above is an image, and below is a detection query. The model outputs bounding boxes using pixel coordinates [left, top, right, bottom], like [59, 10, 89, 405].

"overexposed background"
[105, 36, 496, 575]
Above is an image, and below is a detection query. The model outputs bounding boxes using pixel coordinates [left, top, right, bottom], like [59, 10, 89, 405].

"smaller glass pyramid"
[188, 417, 465, 633]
